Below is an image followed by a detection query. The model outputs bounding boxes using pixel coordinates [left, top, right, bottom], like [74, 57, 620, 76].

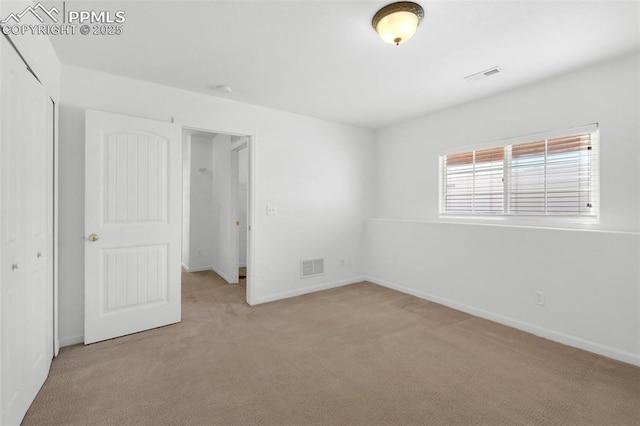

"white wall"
[367, 53, 640, 366]
[375, 54, 639, 232]
[57, 105, 85, 346]
[185, 135, 215, 271]
[57, 65, 374, 345]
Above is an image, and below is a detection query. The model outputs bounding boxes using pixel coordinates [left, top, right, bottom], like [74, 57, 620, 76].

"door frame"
[229, 137, 248, 285]
[182, 124, 255, 305]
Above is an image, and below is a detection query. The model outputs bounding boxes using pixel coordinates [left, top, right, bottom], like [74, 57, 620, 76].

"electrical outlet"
[266, 205, 278, 215]
[535, 291, 545, 306]
[339, 259, 351, 267]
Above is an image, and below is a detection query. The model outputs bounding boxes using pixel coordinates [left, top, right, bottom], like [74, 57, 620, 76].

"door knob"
[236, 221, 240, 226]
[88, 234, 99, 242]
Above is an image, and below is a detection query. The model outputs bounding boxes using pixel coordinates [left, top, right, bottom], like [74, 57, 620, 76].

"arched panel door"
[84, 110, 181, 344]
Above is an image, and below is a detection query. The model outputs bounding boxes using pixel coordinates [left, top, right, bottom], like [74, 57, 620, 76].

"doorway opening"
[181, 128, 252, 303]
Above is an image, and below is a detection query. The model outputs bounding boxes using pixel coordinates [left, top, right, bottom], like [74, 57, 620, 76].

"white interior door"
[228, 138, 250, 285]
[237, 147, 248, 267]
[228, 148, 240, 284]
[84, 110, 181, 344]
[1, 37, 54, 425]
[237, 183, 248, 267]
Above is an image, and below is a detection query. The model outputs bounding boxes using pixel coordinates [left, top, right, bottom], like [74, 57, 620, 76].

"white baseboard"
[366, 276, 640, 367]
[182, 264, 234, 283]
[249, 276, 366, 305]
[59, 334, 84, 348]
[182, 264, 213, 273]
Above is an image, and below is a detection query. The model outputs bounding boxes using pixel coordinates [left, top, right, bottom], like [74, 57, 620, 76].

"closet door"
[1, 37, 54, 426]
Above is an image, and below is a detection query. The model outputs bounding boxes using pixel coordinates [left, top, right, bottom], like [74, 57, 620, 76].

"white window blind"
[443, 148, 503, 214]
[440, 126, 598, 218]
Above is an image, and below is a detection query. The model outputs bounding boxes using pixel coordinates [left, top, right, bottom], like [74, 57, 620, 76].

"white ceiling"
[47, 1, 640, 129]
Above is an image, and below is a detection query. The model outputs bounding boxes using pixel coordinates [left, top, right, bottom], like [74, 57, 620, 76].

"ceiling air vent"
[301, 258, 324, 279]
[464, 66, 503, 82]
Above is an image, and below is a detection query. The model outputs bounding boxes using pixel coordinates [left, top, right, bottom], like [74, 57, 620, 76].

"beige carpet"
[24, 271, 640, 425]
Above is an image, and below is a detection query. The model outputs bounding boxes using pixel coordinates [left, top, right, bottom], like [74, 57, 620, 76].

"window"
[439, 125, 598, 218]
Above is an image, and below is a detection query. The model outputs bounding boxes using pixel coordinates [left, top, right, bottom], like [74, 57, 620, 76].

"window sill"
[369, 217, 637, 235]
[438, 214, 605, 231]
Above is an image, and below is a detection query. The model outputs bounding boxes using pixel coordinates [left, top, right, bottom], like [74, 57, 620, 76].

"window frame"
[439, 124, 599, 223]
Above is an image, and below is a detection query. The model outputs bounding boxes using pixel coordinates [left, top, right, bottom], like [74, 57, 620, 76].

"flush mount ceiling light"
[372, 2, 424, 46]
